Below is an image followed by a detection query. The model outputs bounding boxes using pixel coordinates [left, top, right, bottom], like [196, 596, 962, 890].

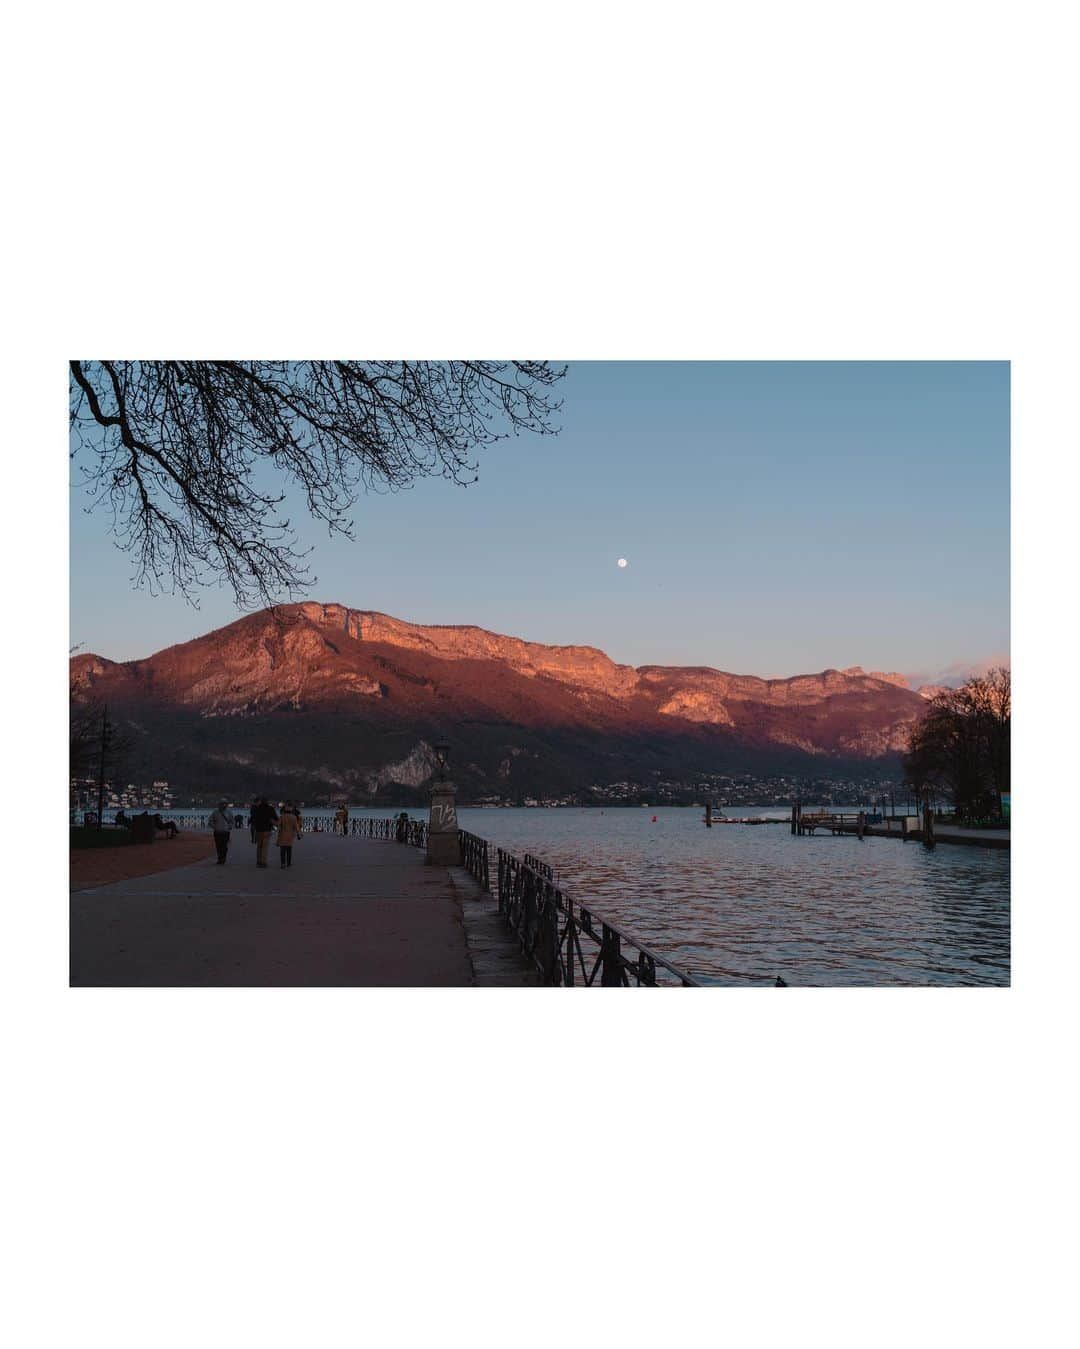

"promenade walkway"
[932, 825, 1011, 845]
[864, 823, 1010, 848]
[70, 832, 535, 987]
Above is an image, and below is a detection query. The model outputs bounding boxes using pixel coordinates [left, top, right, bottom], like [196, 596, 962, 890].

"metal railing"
[151, 809, 431, 841]
[523, 853, 554, 881]
[147, 812, 208, 829]
[459, 829, 490, 889]
[299, 816, 428, 844]
[347, 817, 393, 840]
[496, 850, 700, 987]
[456, 829, 698, 987]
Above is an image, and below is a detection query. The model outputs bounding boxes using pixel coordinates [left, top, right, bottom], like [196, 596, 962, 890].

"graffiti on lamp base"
[431, 802, 458, 830]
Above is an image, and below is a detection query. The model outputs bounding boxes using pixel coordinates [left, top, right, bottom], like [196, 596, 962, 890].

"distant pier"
[789, 805, 1009, 849]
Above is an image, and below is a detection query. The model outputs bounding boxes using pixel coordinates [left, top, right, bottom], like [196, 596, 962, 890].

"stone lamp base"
[426, 781, 461, 866]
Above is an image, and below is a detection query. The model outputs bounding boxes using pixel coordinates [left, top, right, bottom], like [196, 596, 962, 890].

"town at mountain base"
[70, 603, 934, 805]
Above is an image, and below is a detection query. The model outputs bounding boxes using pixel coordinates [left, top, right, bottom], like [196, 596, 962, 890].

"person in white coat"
[209, 800, 233, 865]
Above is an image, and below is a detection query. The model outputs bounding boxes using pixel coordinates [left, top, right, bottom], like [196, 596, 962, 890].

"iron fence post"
[600, 925, 623, 986]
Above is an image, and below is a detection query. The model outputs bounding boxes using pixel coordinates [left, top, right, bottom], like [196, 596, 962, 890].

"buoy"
[651, 815, 657, 822]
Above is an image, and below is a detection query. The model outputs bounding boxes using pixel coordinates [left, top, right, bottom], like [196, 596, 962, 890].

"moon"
[617, 557, 628, 568]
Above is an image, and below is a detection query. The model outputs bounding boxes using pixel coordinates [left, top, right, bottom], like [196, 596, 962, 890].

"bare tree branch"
[70, 360, 566, 607]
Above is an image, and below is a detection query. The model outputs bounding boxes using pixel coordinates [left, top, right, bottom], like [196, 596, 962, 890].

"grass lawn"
[70, 831, 215, 889]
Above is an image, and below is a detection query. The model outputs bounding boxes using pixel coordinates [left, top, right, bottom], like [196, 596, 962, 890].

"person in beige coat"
[276, 802, 302, 869]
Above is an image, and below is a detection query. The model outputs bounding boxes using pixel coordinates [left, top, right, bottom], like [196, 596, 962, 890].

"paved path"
[70, 833, 534, 987]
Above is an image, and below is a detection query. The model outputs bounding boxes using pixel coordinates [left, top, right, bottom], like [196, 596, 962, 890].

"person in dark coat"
[252, 797, 279, 868]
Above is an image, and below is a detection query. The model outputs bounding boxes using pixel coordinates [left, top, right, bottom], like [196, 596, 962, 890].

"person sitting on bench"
[152, 813, 178, 838]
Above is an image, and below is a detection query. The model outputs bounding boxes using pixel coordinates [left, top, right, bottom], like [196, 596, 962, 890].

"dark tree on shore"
[70, 697, 102, 779]
[902, 668, 1010, 821]
[70, 696, 139, 824]
[70, 360, 566, 606]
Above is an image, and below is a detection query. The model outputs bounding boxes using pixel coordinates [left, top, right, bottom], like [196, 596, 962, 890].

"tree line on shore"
[902, 668, 1010, 824]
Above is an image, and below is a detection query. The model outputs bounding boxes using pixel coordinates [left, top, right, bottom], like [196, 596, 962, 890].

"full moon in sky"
[617, 558, 628, 568]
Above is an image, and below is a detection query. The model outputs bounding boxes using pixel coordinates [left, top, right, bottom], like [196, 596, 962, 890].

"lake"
[454, 806, 1009, 987]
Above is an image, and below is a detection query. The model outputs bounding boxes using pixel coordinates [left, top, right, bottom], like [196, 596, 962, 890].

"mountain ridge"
[73, 600, 924, 698]
[70, 603, 930, 802]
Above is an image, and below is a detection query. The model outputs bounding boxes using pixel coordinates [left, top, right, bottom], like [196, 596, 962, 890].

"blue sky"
[69, 361, 1009, 681]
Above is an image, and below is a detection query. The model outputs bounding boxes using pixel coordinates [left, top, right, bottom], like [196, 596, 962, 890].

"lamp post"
[425, 739, 461, 866]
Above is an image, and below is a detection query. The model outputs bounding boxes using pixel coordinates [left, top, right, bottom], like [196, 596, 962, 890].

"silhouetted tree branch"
[70, 360, 566, 607]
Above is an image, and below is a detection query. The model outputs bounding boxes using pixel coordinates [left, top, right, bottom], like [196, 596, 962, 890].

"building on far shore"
[69, 777, 175, 817]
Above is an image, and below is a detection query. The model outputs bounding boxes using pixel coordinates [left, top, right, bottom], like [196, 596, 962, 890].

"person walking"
[209, 799, 233, 865]
[276, 801, 302, 868]
[252, 796, 278, 868]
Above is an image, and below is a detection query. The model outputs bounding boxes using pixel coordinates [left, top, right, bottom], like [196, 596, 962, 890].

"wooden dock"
[790, 805, 1009, 849]
[796, 811, 867, 836]
[703, 803, 784, 827]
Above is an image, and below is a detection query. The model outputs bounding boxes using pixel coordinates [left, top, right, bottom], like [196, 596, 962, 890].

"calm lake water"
[163, 803, 1011, 987]
[455, 806, 1010, 987]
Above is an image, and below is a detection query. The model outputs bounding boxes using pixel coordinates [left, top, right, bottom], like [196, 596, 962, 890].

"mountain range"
[69, 602, 933, 803]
